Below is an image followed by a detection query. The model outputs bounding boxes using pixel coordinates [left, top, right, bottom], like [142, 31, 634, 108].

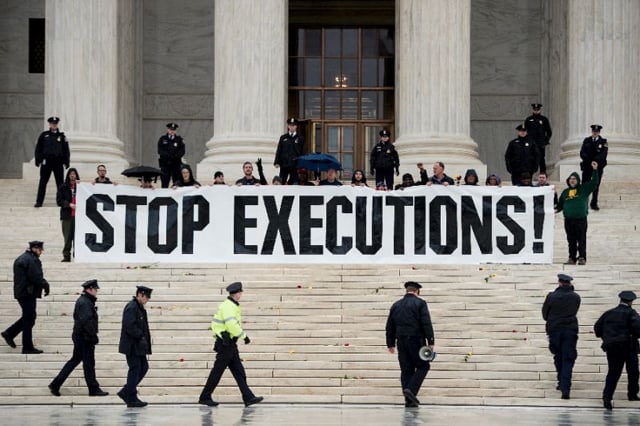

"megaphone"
[418, 346, 437, 362]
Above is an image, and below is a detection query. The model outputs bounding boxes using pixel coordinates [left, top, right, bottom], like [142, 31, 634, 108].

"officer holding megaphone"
[386, 281, 435, 407]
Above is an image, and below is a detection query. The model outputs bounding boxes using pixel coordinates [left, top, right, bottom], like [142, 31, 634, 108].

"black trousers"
[582, 166, 604, 207]
[278, 166, 298, 185]
[536, 143, 547, 173]
[548, 329, 578, 394]
[564, 217, 588, 261]
[36, 158, 64, 205]
[123, 354, 149, 402]
[396, 336, 430, 402]
[603, 343, 640, 400]
[375, 168, 394, 190]
[160, 161, 182, 188]
[200, 340, 255, 402]
[50, 333, 99, 392]
[4, 297, 37, 350]
[61, 217, 75, 260]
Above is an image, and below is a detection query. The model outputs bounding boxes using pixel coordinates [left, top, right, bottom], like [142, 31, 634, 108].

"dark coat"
[505, 136, 539, 176]
[370, 140, 399, 172]
[13, 250, 49, 300]
[542, 285, 581, 334]
[274, 133, 305, 169]
[524, 114, 552, 146]
[119, 297, 152, 356]
[73, 292, 99, 345]
[580, 136, 608, 170]
[35, 130, 70, 167]
[157, 134, 185, 165]
[56, 168, 79, 220]
[386, 293, 435, 348]
[594, 303, 640, 352]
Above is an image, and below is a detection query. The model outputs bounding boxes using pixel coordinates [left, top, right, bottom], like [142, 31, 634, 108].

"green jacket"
[556, 169, 598, 219]
[210, 297, 246, 340]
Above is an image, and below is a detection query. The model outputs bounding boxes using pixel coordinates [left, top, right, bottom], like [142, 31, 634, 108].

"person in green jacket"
[198, 282, 263, 407]
[556, 161, 599, 265]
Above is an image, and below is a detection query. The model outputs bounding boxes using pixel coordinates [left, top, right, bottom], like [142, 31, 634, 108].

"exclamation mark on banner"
[533, 195, 544, 253]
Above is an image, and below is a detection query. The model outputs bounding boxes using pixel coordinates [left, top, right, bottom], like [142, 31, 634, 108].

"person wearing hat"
[595, 290, 640, 409]
[34, 116, 70, 207]
[199, 282, 263, 407]
[157, 122, 185, 188]
[524, 104, 553, 174]
[370, 129, 399, 191]
[555, 161, 599, 265]
[542, 273, 581, 399]
[213, 171, 226, 185]
[2, 241, 50, 354]
[385, 281, 435, 407]
[579, 124, 608, 210]
[505, 124, 539, 186]
[49, 280, 108, 397]
[56, 167, 80, 262]
[274, 117, 305, 185]
[118, 286, 153, 407]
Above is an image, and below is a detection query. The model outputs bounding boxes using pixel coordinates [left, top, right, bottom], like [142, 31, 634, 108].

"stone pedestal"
[556, 0, 640, 180]
[23, 0, 136, 181]
[394, 0, 483, 181]
[197, 0, 286, 182]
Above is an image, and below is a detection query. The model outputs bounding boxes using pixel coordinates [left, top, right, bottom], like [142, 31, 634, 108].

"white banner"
[75, 183, 554, 264]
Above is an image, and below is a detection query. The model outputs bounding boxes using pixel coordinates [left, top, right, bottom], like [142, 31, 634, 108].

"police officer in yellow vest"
[198, 282, 263, 407]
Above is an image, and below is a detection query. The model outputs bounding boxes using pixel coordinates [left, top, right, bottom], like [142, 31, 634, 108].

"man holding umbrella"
[274, 118, 305, 184]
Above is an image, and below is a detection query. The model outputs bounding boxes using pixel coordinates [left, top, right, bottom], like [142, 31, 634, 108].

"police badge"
[57, 136, 61, 142]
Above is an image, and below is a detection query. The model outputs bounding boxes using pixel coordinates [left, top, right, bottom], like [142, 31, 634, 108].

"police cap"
[619, 290, 637, 302]
[29, 240, 44, 250]
[591, 124, 603, 132]
[516, 124, 526, 131]
[287, 117, 299, 125]
[404, 281, 422, 290]
[557, 273, 573, 283]
[531, 103, 542, 109]
[47, 116, 60, 124]
[226, 282, 243, 294]
[136, 285, 153, 298]
[82, 279, 100, 290]
[379, 129, 390, 137]
[166, 122, 179, 130]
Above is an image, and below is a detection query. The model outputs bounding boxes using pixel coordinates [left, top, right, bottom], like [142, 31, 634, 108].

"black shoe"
[603, 398, 613, 410]
[244, 396, 263, 407]
[34, 203, 42, 208]
[1, 331, 16, 348]
[198, 398, 219, 407]
[48, 383, 61, 397]
[404, 401, 419, 408]
[127, 400, 148, 408]
[555, 384, 560, 391]
[561, 393, 570, 400]
[89, 389, 109, 396]
[61, 257, 71, 262]
[628, 395, 640, 401]
[577, 257, 586, 265]
[402, 389, 420, 406]
[591, 204, 600, 211]
[22, 348, 44, 354]
[117, 389, 127, 403]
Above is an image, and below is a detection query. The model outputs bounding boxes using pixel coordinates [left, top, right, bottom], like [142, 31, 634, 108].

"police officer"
[49, 280, 108, 397]
[118, 286, 153, 407]
[274, 118, 305, 185]
[594, 290, 640, 410]
[199, 282, 263, 407]
[34, 116, 70, 207]
[580, 124, 608, 210]
[158, 122, 185, 188]
[542, 273, 580, 399]
[505, 124, 539, 186]
[370, 129, 399, 191]
[2, 241, 49, 354]
[385, 281, 435, 407]
[524, 103, 552, 173]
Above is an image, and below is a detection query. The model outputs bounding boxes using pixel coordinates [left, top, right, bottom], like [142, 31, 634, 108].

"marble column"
[557, 0, 640, 179]
[197, 0, 286, 181]
[24, 0, 134, 180]
[395, 0, 483, 180]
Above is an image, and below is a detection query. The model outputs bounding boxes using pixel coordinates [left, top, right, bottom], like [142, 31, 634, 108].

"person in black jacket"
[370, 129, 399, 191]
[274, 118, 305, 185]
[57, 168, 79, 262]
[118, 286, 153, 407]
[158, 122, 185, 188]
[49, 280, 108, 397]
[386, 281, 435, 407]
[2, 241, 49, 354]
[524, 103, 552, 173]
[542, 273, 581, 399]
[594, 290, 640, 410]
[505, 124, 539, 186]
[34, 116, 70, 207]
[580, 124, 608, 210]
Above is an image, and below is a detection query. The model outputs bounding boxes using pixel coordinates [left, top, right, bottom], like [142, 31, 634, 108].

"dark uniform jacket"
[157, 134, 185, 166]
[13, 250, 49, 300]
[594, 304, 640, 352]
[119, 297, 152, 356]
[274, 133, 304, 169]
[386, 294, 435, 348]
[505, 136, 539, 176]
[73, 292, 99, 345]
[35, 130, 70, 168]
[370, 141, 399, 173]
[56, 168, 79, 220]
[580, 136, 608, 171]
[542, 286, 581, 334]
[524, 114, 552, 146]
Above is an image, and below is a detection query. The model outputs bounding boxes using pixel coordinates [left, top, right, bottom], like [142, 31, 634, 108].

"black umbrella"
[122, 165, 164, 182]
[297, 153, 343, 174]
